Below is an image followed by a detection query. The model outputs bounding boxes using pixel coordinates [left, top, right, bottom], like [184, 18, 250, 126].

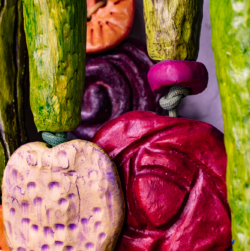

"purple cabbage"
[73, 39, 162, 140]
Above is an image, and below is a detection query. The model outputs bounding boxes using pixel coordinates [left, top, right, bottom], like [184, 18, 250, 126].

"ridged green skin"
[143, 0, 203, 61]
[0, 0, 28, 189]
[210, 0, 250, 249]
[23, 0, 86, 132]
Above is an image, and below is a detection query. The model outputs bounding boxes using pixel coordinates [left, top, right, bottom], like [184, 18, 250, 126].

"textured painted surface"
[93, 111, 231, 251]
[2, 140, 125, 250]
[148, 60, 208, 95]
[143, 0, 204, 61]
[23, 0, 86, 132]
[124, 0, 224, 132]
[86, 0, 135, 53]
[178, 0, 224, 132]
[0, 0, 28, 188]
[73, 39, 163, 141]
[210, 0, 250, 249]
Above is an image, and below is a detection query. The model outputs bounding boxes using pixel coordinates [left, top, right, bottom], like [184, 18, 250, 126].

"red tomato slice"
[87, 0, 135, 53]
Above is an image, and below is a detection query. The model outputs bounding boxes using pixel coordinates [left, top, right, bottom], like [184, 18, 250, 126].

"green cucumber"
[0, 0, 28, 188]
[143, 0, 204, 61]
[23, 0, 86, 132]
[210, 0, 250, 249]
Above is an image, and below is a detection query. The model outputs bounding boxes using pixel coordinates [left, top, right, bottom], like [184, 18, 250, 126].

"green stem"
[42, 132, 69, 147]
[159, 86, 190, 117]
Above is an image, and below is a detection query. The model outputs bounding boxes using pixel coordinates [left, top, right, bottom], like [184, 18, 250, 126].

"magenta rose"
[93, 111, 231, 251]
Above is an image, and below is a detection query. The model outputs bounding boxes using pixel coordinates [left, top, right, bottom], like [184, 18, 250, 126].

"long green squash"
[143, 0, 204, 61]
[23, 0, 86, 132]
[210, 0, 250, 249]
[0, 0, 28, 188]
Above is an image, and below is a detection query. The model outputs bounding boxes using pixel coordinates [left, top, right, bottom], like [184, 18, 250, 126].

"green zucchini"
[0, 0, 28, 188]
[210, 0, 250, 249]
[23, 0, 86, 132]
[143, 0, 204, 61]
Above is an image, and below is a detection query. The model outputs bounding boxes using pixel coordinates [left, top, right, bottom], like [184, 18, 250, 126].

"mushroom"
[147, 60, 208, 117]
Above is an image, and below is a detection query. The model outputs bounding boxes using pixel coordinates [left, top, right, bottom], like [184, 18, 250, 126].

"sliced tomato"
[87, 0, 135, 53]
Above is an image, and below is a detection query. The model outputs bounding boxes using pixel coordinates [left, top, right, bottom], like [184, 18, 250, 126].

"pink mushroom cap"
[148, 60, 208, 95]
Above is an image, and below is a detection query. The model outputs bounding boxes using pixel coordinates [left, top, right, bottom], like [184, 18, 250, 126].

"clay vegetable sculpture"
[93, 0, 231, 248]
[93, 111, 232, 250]
[148, 59, 208, 116]
[2, 141, 124, 250]
[0, 0, 28, 189]
[210, 0, 250, 249]
[93, 64, 232, 250]
[23, 0, 85, 132]
[86, 0, 135, 53]
[143, 0, 203, 61]
[2, 0, 125, 250]
[74, 39, 161, 140]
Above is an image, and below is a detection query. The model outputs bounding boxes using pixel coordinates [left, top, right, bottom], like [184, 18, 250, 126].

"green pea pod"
[23, 0, 86, 132]
[210, 0, 250, 249]
[143, 0, 204, 61]
[0, 0, 28, 188]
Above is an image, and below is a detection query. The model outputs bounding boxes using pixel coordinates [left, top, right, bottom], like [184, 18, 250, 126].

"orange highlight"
[0, 206, 9, 251]
[86, 0, 135, 53]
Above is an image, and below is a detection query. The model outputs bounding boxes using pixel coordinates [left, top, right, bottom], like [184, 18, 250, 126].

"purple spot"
[67, 193, 76, 199]
[41, 244, 50, 251]
[55, 224, 65, 231]
[12, 169, 17, 182]
[17, 248, 26, 251]
[48, 182, 60, 190]
[43, 227, 54, 238]
[33, 197, 42, 206]
[32, 225, 38, 232]
[81, 218, 89, 233]
[21, 218, 30, 224]
[27, 182, 36, 190]
[10, 208, 15, 216]
[58, 198, 67, 205]
[99, 232, 106, 239]
[65, 246, 73, 251]
[93, 207, 101, 214]
[46, 209, 50, 224]
[68, 224, 77, 231]
[67, 170, 76, 176]
[81, 218, 88, 225]
[85, 242, 94, 249]
[106, 171, 115, 183]
[58, 151, 67, 157]
[21, 201, 29, 213]
[94, 221, 101, 231]
[55, 241, 63, 247]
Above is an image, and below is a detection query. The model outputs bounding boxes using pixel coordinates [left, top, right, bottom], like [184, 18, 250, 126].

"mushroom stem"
[159, 86, 190, 117]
